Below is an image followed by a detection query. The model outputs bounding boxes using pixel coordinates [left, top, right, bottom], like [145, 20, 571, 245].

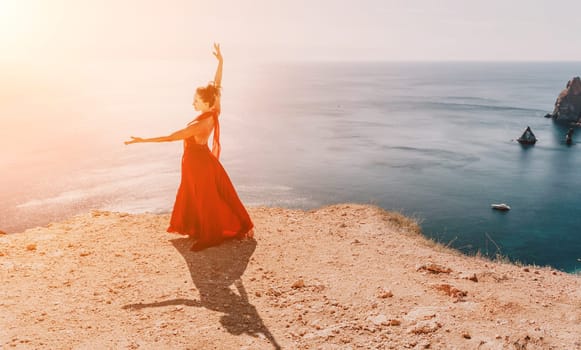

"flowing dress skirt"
[167, 141, 254, 251]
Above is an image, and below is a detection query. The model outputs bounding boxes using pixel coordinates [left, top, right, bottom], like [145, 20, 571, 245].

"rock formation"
[547, 76, 581, 123]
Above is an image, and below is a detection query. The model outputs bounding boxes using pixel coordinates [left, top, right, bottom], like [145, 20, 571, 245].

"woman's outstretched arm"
[124, 118, 213, 145]
[213, 43, 223, 88]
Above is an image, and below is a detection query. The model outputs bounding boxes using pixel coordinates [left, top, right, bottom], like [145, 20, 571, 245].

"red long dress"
[167, 108, 254, 251]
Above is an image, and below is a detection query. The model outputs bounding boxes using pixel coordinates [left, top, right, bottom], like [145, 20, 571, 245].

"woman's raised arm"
[213, 43, 223, 88]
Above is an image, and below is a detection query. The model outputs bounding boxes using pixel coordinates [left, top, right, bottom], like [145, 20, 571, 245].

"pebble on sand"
[292, 279, 306, 289]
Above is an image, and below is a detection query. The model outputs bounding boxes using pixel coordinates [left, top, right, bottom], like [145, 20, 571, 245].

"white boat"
[491, 203, 511, 211]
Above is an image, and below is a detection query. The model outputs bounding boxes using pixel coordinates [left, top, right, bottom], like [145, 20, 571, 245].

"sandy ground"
[1, 204, 580, 349]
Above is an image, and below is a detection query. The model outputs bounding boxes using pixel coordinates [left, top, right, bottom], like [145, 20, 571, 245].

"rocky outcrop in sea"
[546, 76, 581, 123]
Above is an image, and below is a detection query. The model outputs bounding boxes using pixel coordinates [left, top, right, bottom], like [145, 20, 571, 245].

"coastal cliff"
[549, 76, 581, 123]
[1, 204, 580, 349]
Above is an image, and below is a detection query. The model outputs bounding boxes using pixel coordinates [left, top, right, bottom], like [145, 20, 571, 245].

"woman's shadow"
[123, 237, 280, 349]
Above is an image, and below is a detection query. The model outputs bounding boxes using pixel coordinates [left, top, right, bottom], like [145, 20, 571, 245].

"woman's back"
[186, 112, 216, 145]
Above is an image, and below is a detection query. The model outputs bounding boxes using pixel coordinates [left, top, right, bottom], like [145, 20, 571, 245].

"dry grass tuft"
[380, 210, 422, 235]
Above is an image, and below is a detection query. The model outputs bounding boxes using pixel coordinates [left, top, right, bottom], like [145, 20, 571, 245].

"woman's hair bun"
[196, 82, 221, 107]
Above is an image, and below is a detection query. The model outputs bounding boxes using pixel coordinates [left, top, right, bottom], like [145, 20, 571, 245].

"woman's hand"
[213, 43, 223, 62]
[124, 136, 145, 145]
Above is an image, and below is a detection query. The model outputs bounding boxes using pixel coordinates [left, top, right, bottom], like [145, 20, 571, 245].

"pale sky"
[1, 0, 581, 63]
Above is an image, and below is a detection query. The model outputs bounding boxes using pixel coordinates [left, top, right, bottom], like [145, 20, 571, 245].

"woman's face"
[193, 93, 210, 112]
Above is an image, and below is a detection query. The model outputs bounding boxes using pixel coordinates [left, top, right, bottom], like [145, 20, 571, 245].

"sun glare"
[1, 1, 29, 38]
[0, 0, 47, 60]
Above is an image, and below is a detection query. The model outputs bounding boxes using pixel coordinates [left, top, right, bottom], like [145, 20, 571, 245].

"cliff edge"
[1, 204, 580, 349]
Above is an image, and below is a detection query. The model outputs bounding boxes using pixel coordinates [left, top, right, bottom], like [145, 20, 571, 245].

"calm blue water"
[2, 61, 581, 272]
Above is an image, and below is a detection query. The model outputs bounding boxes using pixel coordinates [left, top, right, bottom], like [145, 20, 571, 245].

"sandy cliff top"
[1, 204, 580, 349]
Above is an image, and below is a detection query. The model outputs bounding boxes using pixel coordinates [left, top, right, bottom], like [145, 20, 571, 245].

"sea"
[2, 60, 580, 273]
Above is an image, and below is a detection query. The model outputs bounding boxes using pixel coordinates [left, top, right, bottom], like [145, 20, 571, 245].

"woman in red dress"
[125, 44, 254, 251]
